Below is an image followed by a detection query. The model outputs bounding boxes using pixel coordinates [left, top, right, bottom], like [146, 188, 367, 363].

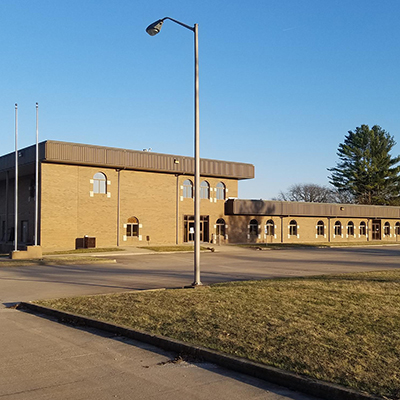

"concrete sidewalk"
[0, 307, 317, 400]
[41, 244, 244, 258]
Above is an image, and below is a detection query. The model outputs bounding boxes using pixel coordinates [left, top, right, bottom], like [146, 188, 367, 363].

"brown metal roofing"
[0, 140, 255, 180]
[225, 199, 400, 219]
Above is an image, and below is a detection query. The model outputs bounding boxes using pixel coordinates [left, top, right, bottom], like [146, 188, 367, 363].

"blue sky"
[1, 0, 400, 199]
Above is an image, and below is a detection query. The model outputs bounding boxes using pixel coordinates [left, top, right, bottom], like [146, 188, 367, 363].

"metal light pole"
[35, 103, 39, 246]
[14, 104, 18, 252]
[146, 17, 201, 286]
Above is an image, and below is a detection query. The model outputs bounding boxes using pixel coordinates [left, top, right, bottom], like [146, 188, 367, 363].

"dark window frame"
[249, 219, 259, 236]
[126, 217, 139, 237]
[200, 181, 210, 199]
[216, 182, 226, 200]
[183, 179, 193, 199]
[334, 221, 342, 236]
[316, 220, 324, 236]
[93, 172, 107, 194]
[265, 219, 274, 236]
[359, 221, 367, 236]
[384, 222, 390, 236]
[347, 221, 354, 236]
[289, 220, 297, 236]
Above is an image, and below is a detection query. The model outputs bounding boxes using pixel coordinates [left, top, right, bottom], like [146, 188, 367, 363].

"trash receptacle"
[84, 236, 96, 248]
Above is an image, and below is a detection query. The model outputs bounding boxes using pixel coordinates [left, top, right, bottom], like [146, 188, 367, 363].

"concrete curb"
[0, 258, 116, 267]
[17, 302, 382, 400]
[42, 249, 216, 258]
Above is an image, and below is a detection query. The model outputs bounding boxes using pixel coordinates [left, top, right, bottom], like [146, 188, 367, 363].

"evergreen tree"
[328, 125, 400, 205]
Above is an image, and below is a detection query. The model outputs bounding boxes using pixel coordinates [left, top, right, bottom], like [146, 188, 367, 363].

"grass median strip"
[43, 247, 124, 255]
[36, 270, 400, 399]
[0, 256, 113, 267]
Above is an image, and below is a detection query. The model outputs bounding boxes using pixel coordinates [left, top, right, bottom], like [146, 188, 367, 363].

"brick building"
[1, 140, 400, 252]
[225, 199, 400, 244]
[0, 140, 254, 251]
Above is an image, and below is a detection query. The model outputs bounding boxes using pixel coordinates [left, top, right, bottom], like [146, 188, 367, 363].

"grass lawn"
[43, 247, 124, 255]
[36, 270, 400, 399]
[0, 256, 113, 267]
[238, 241, 400, 249]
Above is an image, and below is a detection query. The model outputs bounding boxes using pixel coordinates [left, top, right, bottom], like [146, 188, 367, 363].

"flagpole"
[14, 104, 18, 252]
[35, 103, 39, 246]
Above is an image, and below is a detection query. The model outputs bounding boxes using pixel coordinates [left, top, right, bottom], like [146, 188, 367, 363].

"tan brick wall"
[41, 164, 119, 250]
[3, 163, 400, 251]
[225, 215, 400, 244]
[40, 163, 238, 251]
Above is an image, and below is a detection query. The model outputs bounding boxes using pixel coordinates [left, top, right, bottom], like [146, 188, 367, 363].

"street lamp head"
[146, 19, 164, 36]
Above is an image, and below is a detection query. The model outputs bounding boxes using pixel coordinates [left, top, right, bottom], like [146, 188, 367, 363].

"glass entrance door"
[184, 215, 209, 242]
[372, 220, 381, 240]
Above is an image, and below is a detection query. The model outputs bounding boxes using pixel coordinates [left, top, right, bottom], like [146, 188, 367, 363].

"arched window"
[93, 172, 106, 194]
[334, 221, 342, 236]
[359, 221, 367, 236]
[249, 219, 258, 236]
[289, 220, 297, 236]
[216, 218, 226, 237]
[265, 219, 274, 236]
[317, 220, 324, 236]
[384, 222, 390, 236]
[395, 222, 400, 236]
[347, 221, 354, 236]
[183, 179, 193, 198]
[216, 182, 226, 200]
[126, 216, 139, 237]
[200, 181, 210, 199]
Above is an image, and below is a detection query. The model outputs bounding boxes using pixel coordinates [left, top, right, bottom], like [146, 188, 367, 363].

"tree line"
[277, 125, 400, 206]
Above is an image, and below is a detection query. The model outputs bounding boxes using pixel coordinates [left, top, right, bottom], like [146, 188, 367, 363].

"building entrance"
[372, 219, 381, 240]
[184, 215, 209, 243]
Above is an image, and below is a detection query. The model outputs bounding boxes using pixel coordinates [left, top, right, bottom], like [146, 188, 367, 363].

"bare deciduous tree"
[276, 184, 354, 204]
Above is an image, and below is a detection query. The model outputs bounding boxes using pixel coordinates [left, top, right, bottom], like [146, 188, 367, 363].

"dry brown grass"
[37, 270, 400, 399]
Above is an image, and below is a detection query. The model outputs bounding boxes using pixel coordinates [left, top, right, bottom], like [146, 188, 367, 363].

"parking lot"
[2, 244, 400, 304]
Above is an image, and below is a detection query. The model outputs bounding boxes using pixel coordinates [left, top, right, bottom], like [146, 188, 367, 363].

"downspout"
[117, 169, 121, 246]
[5, 171, 9, 242]
[176, 174, 180, 244]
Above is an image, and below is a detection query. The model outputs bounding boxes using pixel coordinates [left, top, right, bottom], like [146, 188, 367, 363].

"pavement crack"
[0, 378, 86, 398]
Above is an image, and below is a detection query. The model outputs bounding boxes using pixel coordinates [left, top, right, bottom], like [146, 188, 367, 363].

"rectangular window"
[126, 224, 139, 237]
[99, 180, 106, 194]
